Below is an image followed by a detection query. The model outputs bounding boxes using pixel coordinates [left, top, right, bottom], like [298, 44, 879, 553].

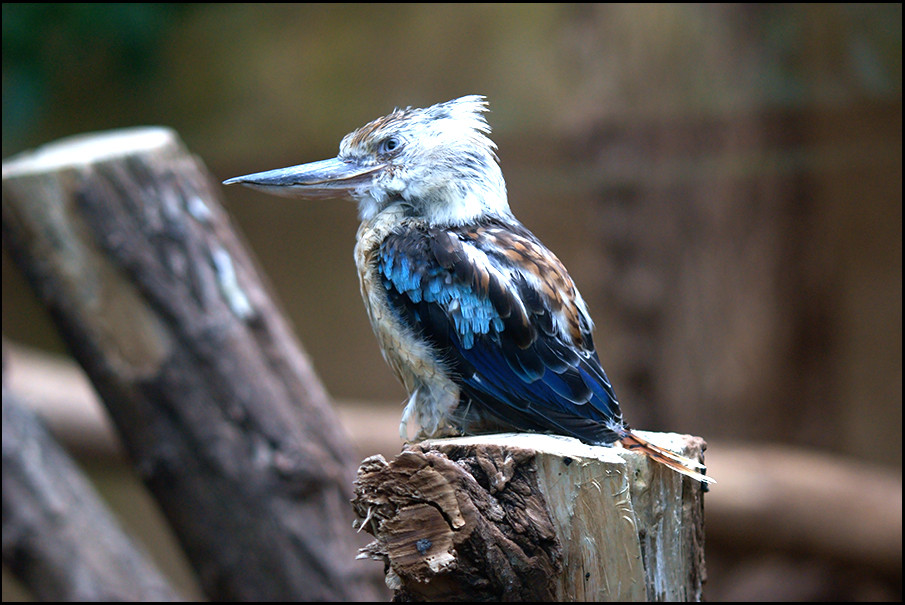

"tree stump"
[353, 431, 707, 601]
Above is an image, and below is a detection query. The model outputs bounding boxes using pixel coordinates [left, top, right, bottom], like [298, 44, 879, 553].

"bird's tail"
[617, 428, 716, 485]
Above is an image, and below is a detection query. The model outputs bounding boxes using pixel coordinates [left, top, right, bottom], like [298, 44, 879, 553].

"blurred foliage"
[754, 4, 901, 101]
[2, 3, 194, 155]
[3, 4, 901, 158]
[2, 4, 900, 166]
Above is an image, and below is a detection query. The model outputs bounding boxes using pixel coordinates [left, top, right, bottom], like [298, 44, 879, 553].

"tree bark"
[2, 351, 180, 601]
[353, 432, 707, 601]
[1, 128, 384, 601]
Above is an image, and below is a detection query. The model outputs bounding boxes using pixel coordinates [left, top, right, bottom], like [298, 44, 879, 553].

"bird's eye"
[380, 137, 400, 154]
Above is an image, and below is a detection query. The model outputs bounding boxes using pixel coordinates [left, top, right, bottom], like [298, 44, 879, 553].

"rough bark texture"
[1, 128, 384, 601]
[353, 432, 707, 601]
[2, 353, 180, 601]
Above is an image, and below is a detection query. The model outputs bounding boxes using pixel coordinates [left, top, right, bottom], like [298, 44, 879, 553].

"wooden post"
[353, 431, 708, 601]
[2, 355, 180, 601]
[1, 128, 384, 601]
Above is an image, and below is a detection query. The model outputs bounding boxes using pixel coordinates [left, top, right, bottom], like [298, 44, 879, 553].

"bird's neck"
[356, 163, 510, 227]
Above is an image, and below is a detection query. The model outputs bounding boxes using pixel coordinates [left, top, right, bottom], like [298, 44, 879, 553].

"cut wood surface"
[353, 432, 708, 601]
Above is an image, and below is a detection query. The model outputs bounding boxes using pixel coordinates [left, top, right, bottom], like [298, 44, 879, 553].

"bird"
[224, 95, 713, 484]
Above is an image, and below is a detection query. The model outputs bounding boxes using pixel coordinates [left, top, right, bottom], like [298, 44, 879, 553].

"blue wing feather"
[378, 220, 624, 444]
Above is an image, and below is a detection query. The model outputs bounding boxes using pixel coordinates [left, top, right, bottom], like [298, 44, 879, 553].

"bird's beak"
[223, 157, 383, 200]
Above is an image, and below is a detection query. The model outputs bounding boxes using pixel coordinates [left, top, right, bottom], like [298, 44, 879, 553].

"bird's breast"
[353, 212, 460, 438]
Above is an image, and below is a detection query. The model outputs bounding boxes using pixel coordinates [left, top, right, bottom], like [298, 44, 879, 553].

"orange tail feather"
[618, 430, 716, 485]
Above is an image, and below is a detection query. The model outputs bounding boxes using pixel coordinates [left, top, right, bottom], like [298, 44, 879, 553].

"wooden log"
[2, 353, 180, 601]
[352, 432, 707, 601]
[8, 341, 900, 585]
[1, 128, 385, 601]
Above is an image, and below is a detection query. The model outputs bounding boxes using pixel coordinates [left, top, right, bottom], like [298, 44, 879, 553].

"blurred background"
[2, 3, 901, 601]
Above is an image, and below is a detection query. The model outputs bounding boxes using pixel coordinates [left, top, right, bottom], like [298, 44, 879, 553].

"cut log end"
[2, 127, 178, 178]
[352, 432, 708, 602]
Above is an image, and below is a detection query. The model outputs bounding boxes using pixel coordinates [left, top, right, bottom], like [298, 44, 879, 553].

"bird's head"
[224, 95, 510, 226]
